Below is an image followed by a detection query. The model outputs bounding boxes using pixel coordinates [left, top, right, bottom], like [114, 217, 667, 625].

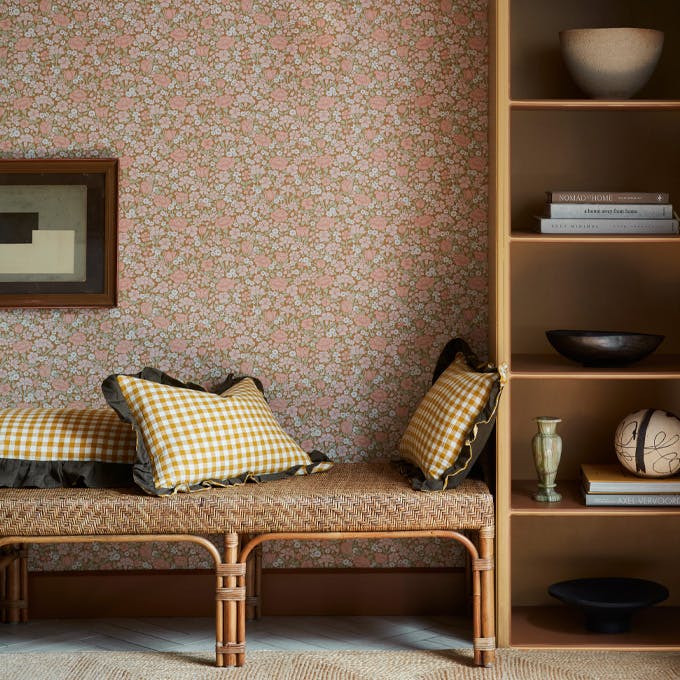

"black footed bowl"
[548, 577, 669, 634]
[546, 330, 664, 367]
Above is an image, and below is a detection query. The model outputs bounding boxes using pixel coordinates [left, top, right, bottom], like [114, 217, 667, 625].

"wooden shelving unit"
[490, 0, 680, 650]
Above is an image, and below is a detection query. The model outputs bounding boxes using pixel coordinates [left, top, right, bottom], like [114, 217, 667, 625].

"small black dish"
[548, 577, 669, 633]
[545, 330, 664, 367]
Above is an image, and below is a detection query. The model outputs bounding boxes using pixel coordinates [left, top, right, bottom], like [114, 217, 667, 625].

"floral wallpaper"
[0, 0, 488, 571]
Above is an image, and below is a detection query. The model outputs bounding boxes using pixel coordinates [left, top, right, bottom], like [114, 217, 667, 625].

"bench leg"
[253, 540, 262, 619]
[1, 545, 28, 624]
[216, 533, 246, 667]
[241, 534, 262, 620]
[0, 548, 8, 623]
[19, 544, 28, 623]
[474, 527, 495, 667]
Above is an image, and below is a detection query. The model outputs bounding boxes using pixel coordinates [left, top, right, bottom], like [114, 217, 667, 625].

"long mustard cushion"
[0, 407, 136, 488]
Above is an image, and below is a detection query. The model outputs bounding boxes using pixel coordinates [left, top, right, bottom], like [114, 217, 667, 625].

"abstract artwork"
[0, 159, 117, 307]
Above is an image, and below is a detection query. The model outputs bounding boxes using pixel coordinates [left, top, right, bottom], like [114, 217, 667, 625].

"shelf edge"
[511, 99, 680, 111]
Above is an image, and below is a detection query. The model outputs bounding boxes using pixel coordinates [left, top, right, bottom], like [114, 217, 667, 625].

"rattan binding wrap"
[0, 460, 493, 536]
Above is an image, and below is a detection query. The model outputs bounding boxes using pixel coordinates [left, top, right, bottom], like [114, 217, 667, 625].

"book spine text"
[547, 191, 670, 204]
[538, 218, 679, 234]
[548, 203, 673, 219]
[582, 492, 680, 506]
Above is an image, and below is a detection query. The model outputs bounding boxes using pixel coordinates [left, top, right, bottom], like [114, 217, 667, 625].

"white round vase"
[614, 409, 680, 478]
[559, 27, 664, 99]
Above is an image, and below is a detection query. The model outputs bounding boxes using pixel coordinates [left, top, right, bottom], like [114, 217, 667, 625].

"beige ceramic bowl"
[559, 27, 664, 99]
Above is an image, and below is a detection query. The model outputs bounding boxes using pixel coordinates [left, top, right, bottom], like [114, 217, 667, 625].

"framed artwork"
[0, 158, 118, 307]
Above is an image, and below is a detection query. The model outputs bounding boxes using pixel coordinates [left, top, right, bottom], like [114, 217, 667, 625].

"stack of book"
[581, 463, 680, 506]
[538, 191, 678, 235]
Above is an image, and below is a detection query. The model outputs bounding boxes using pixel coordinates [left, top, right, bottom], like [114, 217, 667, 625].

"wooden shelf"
[491, 0, 680, 650]
[511, 233, 680, 244]
[511, 99, 680, 111]
[510, 355, 680, 379]
[512, 606, 680, 650]
[511, 480, 680, 517]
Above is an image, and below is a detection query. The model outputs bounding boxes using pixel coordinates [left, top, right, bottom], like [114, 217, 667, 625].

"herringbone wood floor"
[0, 616, 472, 654]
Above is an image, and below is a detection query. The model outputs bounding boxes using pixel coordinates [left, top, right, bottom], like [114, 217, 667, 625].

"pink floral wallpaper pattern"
[0, 0, 488, 571]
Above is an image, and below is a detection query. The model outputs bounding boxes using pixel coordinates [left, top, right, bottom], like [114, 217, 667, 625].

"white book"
[582, 490, 680, 506]
[547, 203, 674, 219]
[546, 190, 670, 204]
[537, 216, 679, 235]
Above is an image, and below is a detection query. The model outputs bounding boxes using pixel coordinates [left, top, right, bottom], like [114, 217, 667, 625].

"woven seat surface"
[0, 460, 493, 537]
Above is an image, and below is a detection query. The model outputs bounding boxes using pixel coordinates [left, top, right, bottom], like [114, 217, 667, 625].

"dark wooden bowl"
[548, 577, 669, 633]
[546, 330, 664, 367]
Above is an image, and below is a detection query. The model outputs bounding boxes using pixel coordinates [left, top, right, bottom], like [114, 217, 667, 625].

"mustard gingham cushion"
[115, 375, 332, 494]
[0, 407, 135, 463]
[399, 353, 503, 488]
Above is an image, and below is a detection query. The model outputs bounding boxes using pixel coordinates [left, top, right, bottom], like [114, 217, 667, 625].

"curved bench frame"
[2, 528, 495, 668]
[0, 534, 231, 660]
[229, 528, 495, 667]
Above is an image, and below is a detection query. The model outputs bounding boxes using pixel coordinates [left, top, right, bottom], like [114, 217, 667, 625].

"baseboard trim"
[28, 568, 467, 618]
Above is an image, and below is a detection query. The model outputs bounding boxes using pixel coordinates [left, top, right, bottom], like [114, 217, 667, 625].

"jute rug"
[0, 649, 678, 680]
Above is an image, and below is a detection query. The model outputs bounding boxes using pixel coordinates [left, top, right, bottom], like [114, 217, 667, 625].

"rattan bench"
[0, 459, 495, 667]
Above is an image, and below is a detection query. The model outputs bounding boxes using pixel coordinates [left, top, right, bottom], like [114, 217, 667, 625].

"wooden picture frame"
[0, 158, 117, 308]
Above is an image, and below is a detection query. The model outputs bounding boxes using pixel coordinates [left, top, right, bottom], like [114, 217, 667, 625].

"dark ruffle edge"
[141, 450, 333, 496]
[0, 459, 135, 489]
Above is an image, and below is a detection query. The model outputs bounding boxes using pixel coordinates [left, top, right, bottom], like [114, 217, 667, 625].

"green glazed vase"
[532, 416, 563, 503]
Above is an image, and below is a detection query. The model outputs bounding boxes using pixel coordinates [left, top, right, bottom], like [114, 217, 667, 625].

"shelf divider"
[511, 480, 680, 517]
[511, 99, 680, 111]
[510, 233, 680, 244]
[510, 354, 680, 379]
[511, 605, 680, 650]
